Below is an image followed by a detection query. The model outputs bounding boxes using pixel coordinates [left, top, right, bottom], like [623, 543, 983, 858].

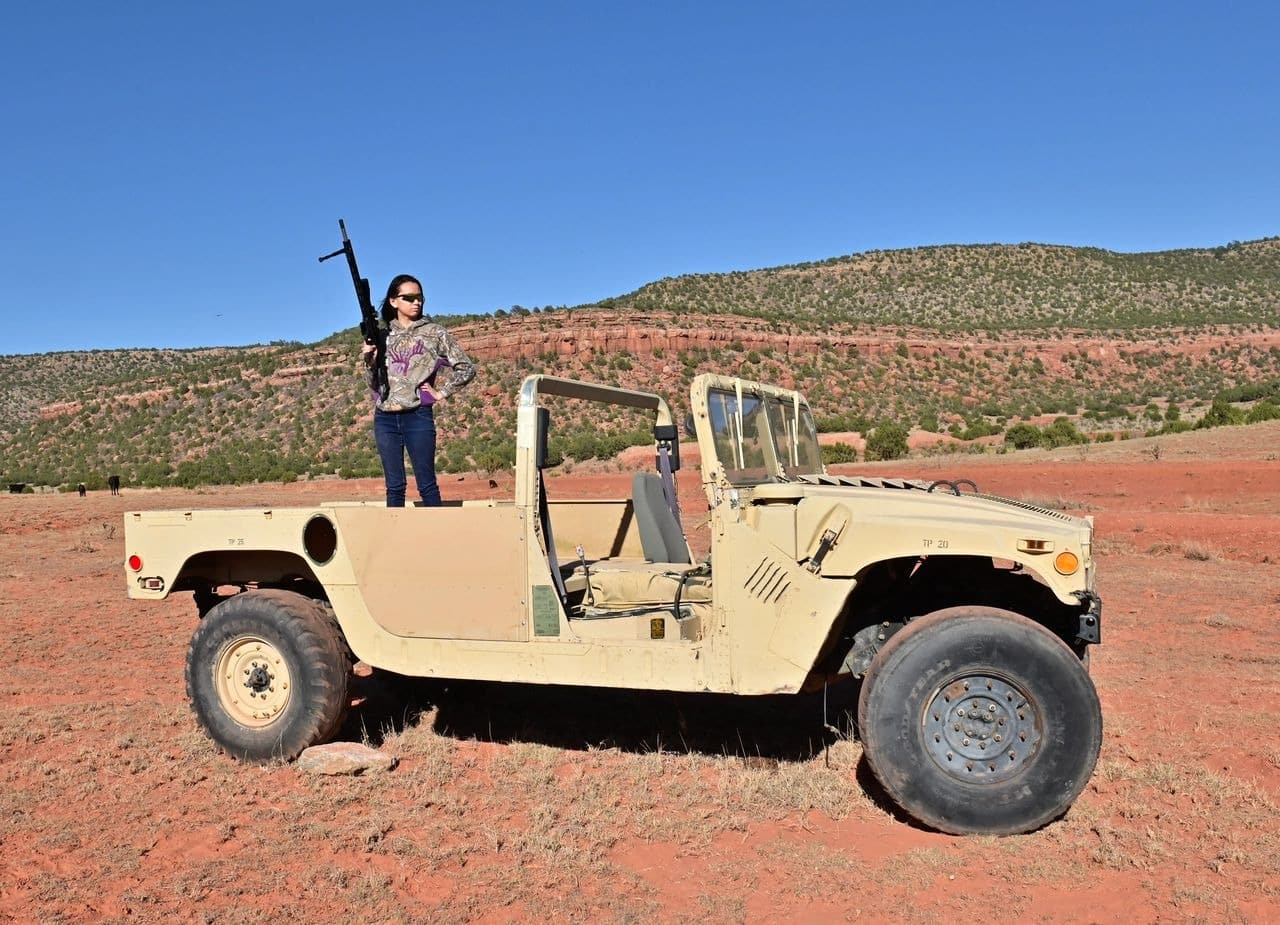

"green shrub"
[1195, 399, 1245, 429]
[958, 420, 1003, 440]
[472, 441, 517, 475]
[1246, 400, 1280, 423]
[1005, 423, 1042, 450]
[1216, 378, 1280, 403]
[821, 442, 857, 465]
[1040, 417, 1087, 448]
[816, 412, 872, 434]
[864, 422, 909, 461]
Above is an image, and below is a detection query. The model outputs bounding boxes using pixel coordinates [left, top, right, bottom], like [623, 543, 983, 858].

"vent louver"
[744, 557, 791, 603]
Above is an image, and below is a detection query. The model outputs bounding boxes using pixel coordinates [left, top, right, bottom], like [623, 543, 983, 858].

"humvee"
[125, 374, 1103, 835]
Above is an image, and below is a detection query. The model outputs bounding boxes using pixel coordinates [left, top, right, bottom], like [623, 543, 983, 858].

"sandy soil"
[2, 425, 1277, 924]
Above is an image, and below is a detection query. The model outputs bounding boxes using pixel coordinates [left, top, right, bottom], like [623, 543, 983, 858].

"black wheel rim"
[922, 673, 1043, 784]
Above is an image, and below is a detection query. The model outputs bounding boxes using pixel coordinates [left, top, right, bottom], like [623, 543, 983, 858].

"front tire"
[185, 589, 350, 762]
[857, 606, 1101, 835]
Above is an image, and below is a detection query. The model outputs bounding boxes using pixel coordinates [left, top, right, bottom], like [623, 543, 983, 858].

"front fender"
[794, 492, 1094, 605]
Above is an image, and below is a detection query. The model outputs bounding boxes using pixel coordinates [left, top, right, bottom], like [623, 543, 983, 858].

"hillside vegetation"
[2, 238, 1278, 489]
[609, 238, 1280, 329]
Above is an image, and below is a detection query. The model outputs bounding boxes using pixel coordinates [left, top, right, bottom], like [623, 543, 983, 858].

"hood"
[745, 475, 1094, 604]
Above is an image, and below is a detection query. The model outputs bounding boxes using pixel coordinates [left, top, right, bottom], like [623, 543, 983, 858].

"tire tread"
[185, 589, 350, 762]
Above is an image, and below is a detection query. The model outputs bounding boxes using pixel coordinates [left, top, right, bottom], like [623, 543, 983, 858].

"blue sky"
[2, 2, 1276, 355]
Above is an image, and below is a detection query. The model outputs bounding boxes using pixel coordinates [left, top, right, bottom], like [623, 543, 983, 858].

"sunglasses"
[394, 293, 424, 303]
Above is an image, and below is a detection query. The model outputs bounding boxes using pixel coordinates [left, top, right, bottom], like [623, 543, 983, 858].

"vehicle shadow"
[345, 668, 863, 764]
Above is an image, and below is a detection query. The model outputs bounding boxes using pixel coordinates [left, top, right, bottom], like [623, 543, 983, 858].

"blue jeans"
[373, 406, 441, 507]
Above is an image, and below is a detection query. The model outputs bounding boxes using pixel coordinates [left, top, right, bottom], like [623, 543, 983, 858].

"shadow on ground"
[343, 668, 864, 763]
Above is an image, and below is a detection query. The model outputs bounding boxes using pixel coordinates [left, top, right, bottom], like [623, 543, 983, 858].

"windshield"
[706, 385, 822, 483]
[766, 395, 823, 477]
[706, 388, 771, 482]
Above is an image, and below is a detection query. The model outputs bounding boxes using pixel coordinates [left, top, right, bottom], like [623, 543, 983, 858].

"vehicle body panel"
[127, 372, 1098, 697]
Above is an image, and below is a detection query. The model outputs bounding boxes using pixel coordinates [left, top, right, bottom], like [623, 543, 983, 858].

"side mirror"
[683, 411, 697, 439]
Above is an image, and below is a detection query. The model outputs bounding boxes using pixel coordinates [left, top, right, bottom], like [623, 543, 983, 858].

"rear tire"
[186, 589, 350, 762]
[857, 606, 1101, 835]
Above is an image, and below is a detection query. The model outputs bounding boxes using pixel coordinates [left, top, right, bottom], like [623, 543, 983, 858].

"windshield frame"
[692, 375, 824, 488]
[765, 392, 823, 478]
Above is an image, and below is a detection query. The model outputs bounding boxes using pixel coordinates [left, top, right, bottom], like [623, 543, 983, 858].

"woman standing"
[362, 274, 476, 507]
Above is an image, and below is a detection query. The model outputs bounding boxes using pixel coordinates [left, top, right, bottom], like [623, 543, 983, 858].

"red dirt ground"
[2, 423, 1277, 924]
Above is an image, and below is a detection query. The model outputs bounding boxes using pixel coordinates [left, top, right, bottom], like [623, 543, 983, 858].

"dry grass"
[756, 839, 865, 900]
[1181, 495, 1228, 513]
[1093, 760, 1279, 864]
[878, 847, 955, 890]
[714, 739, 866, 824]
[1182, 540, 1223, 561]
[1017, 492, 1094, 512]
[1095, 536, 1136, 555]
[5, 467, 1280, 923]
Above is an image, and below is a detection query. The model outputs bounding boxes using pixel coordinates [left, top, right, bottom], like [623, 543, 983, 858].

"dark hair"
[380, 274, 424, 323]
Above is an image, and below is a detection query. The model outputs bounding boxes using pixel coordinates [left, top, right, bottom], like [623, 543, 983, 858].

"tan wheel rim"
[214, 635, 293, 727]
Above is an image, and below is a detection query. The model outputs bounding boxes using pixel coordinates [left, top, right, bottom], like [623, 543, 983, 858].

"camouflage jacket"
[368, 318, 476, 412]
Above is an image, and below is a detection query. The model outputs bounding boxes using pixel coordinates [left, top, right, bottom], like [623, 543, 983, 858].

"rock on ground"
[297, 742, 398, 776]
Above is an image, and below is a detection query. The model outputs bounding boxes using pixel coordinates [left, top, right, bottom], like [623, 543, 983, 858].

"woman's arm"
[426, 328, 477, 401]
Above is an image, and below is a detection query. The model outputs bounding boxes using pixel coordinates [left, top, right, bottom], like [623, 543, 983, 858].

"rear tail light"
[128, 555, 142, 572]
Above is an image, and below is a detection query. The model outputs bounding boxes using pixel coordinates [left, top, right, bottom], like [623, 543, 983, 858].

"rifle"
[319, 219, 388, 400]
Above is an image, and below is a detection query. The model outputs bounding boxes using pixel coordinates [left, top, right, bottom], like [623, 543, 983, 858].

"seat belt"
[657, 446, 683, 532]
[654, 424, 686, 549]
[538, 467, 568, 604]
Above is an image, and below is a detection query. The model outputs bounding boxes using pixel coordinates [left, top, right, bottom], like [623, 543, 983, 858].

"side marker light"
[1054, 551, 1080, 575]
[128, 555, 143, 572]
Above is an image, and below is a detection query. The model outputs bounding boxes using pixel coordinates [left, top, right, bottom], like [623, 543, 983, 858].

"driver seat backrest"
[631, 472, 690, 565]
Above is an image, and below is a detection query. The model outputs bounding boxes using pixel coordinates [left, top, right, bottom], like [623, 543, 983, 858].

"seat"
[631, 472, 690, 565]
[568, 559, 711, 610]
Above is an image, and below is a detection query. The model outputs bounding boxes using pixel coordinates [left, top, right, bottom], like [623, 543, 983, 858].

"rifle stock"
[320, 219, 388, 400]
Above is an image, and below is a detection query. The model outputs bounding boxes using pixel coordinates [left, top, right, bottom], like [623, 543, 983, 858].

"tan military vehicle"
[125, 374, 1103, 835]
